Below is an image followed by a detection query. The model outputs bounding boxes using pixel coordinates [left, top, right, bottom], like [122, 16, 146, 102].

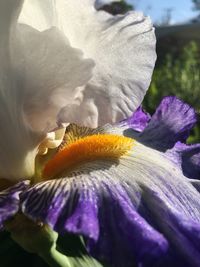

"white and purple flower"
[1, 1, 200, 267]
[1, 96, 200, 267]
[0, 0, 155, 181]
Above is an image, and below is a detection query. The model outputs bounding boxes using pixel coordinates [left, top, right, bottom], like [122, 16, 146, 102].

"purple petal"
[87, 182, 168, 267]
[21, 178, 99, 241]
[21, 174, 168, 267]
[20, 117, 200, 267]
[64, 198, 99, 240]
[167, 142, 200, 179]
[142, 186, 200, 267]
[122, 106, 151, 132]
[21, 141, 200, 267]
[0, 181, 29, 229]
[140, 96, 197, 151]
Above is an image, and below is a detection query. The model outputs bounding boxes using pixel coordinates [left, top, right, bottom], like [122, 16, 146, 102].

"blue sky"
[128, 0, 198, 24]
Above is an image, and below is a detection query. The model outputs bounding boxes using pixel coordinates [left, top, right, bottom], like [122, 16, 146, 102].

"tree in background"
[157, 8, 173, 26]
[98, 0, 133, 15]
[192, 0, 200, 21]
[193, 0, 200, 10]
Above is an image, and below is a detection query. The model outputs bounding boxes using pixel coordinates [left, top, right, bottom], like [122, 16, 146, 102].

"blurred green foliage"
[143, 41, 200, 143]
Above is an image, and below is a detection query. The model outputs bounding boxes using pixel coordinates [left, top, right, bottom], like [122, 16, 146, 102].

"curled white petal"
[0, 1, 93, 180]
[19, 0, 156, 127]
[0, 0, 156, 181]
[14, 25, 94, 132]
[38, 126, 67, 155]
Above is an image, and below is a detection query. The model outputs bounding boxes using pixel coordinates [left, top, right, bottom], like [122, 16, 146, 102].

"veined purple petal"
[140, 96, 197, 151]
[21, 178, 99, 241]
[0, 181, 29, 229]
[63, 195, 99, 241]
[142, 186, 200, 267]
[121, 106, 151, 132]
[21, 171, 168, 267]
[87, 181, 168, 267]
[20, 119, 200, 267]
[167, 142, 200, 179]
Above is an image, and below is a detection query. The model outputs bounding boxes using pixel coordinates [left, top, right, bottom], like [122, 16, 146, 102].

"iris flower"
[2, 96, 200, 267]
[0, 0, 155, 181]
[1, 1, 200, 267]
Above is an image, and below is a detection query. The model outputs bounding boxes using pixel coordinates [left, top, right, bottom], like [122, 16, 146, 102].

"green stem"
[39, 246, 74, 267]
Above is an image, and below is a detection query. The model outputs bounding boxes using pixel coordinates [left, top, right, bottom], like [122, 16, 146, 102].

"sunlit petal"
[0, 1, 93, 179]
[121, 106, 151, 132]
[140, 96, 197, 151]
[20, 112, 200, 266]
[15, 25, 94, 132]
[19, 0, 156, 127]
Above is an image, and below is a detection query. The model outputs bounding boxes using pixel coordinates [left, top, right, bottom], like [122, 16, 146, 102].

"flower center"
[43, 134, 134, 179]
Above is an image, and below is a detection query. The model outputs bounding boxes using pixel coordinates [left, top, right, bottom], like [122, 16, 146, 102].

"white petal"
[15, 25, 94, 131]
[0, 1, 93, 180]
[18, 0, 57, 31]
[19, 0, 156, 127]
[0, 0, 40, 180]
[38, 127, 67, 155]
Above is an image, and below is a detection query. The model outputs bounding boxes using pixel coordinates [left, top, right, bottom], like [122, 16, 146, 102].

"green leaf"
[57, 233, 107, 267]
[0, 231, 108, 267]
